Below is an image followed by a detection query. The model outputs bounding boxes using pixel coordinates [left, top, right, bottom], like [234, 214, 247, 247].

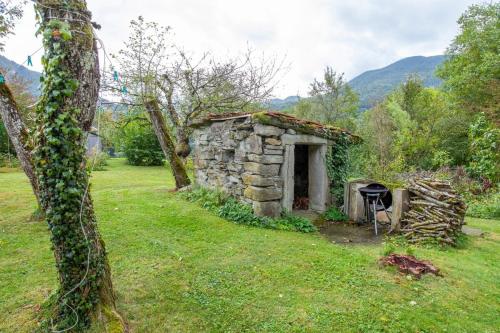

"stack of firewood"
[401, 178, 467, 245]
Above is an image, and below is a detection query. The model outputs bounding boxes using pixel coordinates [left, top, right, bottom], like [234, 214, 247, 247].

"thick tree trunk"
[0, 78, 41, 207]
[157, 79, 191, 158]
[175, 125, 191, 158]
[145, 98, 191, 189]
[35, 1, 125, 331]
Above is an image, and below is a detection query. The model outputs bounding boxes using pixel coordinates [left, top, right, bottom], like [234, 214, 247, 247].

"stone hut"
[191, 111, 359, 217]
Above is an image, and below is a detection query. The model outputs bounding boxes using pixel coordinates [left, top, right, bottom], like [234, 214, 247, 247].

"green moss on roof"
[192, 111, 360, 144]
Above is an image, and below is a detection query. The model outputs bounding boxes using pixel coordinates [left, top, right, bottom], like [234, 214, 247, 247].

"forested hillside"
[270, 55, 446, 111]
[0, 55, 41, 96]
[349, 55, 445, 109]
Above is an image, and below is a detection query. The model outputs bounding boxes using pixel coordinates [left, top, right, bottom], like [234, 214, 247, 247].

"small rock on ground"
[462, 226, 485, 237]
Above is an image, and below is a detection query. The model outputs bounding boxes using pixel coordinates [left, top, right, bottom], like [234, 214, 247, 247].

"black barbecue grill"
[358, 183, 392, 235]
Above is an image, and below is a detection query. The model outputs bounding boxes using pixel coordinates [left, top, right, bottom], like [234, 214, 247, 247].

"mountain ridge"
[349, 55, 445, 110]
[268, 55, 446, 111]
[0, 55, 41, 96]
[1, 54, 446, 111]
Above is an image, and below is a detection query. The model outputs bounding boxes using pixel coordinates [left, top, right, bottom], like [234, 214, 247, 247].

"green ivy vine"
[326, 133, 350, 207]
[34, 17, 104, 331]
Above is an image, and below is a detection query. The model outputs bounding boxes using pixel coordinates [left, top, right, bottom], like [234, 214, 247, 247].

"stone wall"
[192, 117, 288, 217]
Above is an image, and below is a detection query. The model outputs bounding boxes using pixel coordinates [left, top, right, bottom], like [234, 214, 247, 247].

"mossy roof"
[191, 111, 361, 143]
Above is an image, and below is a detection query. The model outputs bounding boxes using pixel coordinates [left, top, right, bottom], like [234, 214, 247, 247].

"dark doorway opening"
[294, 145, 309, 210]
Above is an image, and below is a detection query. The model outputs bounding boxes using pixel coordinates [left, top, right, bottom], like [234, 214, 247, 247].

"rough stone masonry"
[192, 116, 287, 217]
[191, 111, 360, 218]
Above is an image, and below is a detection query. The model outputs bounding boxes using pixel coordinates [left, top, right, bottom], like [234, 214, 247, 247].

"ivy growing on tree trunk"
[33, 0, 125, 331]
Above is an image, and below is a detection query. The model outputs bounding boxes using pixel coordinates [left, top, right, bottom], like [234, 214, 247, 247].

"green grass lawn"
[1, 159, 499, 332]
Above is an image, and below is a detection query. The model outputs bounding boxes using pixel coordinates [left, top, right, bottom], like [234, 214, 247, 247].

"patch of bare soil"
[317, 220, 389, 245]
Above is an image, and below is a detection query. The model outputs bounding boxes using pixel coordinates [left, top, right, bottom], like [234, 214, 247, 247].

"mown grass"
[1, 159, 499, 332]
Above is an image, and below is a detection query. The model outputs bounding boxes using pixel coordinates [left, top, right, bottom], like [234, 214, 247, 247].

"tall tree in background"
[113, 17, 191, 188]
[437, 2, 499, 123]
[308, 66, 359, 129]
[437, 3, 499, 183]
[113, 17, 283, 188]
[354, 75, 472, 181]
[33, 0, 125, 330]
[157, 48, 281, 158]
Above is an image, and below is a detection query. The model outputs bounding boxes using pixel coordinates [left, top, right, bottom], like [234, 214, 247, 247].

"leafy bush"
[86, 149, 109, 171]
[466, 191, 500, 220]
[432, 150, 453, 169]
[323, 206, 348, 222]
[125, 148, 164, 166]
[218, 198, 264, 227]
[430, 166, 499, 219]
[181, 187, 317, 233]
[274, 213, 318, 233]
[180, 186, 228, 212]
[466, 113, 499, 183]
[118, 120, 164, 166]
[0, 153, 20, 168]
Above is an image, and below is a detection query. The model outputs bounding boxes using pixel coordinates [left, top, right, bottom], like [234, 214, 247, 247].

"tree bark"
[157, 78, 192, 158]
[145, 97, 191, 189]
[35, 1, 125, 331]
[0, 77, 41, 207]
[175, 125, 191, 158]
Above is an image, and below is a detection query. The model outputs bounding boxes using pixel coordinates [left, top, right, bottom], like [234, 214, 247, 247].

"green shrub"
[179, 187, 228, 212]
[323, 206, 348, 222]
[125, 148, 164, 166]
[218, 198, 264, 227]
[181, 187, 317, 233]
[0, 153, 20, 168]
[466, 191, 500, 220]
[274, 213, 318, 233]
[118, 120, 164, 166]
[466, 113, 499, 183]
[432, 150, 453, 169]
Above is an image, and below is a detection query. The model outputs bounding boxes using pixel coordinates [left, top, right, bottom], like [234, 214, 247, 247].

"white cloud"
[3, 0, 477, 98]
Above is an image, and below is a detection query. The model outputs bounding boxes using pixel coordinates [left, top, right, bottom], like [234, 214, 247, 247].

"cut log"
[400, 177, 466, 246]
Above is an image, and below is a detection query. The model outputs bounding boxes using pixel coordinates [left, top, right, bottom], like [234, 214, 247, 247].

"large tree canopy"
[292, 66, 359, 131]
[437, 2, 499, 123]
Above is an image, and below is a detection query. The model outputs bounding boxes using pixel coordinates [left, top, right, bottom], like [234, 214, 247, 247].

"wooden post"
[390, 188, 409, 233]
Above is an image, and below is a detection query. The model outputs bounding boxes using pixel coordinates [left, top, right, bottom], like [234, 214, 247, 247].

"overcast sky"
[3, 0, 478, 98]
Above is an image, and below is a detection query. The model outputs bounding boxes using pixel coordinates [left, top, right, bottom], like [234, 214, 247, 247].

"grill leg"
[373, 200, 378, 236]
[365, 197, 369, 223]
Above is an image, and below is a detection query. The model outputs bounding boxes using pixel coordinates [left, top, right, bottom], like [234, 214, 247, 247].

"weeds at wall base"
[179, 187, 317, 233]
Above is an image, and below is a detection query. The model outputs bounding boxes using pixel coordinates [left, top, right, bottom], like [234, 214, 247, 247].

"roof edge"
[191, 111, 361, 144]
